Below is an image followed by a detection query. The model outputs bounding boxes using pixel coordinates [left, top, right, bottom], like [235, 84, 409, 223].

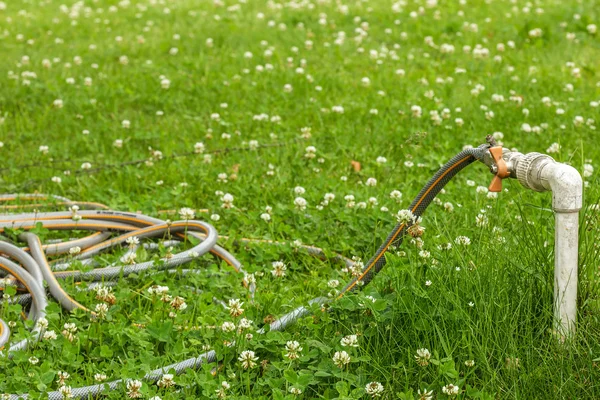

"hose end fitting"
[515, 152, 554, 192]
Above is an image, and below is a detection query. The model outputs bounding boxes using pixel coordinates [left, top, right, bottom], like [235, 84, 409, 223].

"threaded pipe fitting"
[515, 152, 554, 192]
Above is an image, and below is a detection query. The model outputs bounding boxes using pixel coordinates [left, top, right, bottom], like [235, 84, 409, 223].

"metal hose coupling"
[483, 146, 583, 213]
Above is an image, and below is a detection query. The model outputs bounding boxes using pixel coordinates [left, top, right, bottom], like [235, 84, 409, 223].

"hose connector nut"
[515, 152, 554, 192]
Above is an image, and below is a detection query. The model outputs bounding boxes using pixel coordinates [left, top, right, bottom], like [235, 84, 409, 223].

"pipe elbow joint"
[545, 163, 583, 213]
[514, 152, 583, 213]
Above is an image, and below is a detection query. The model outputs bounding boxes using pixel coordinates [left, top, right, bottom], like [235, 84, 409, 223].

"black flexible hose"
[339, 144, 489, 296]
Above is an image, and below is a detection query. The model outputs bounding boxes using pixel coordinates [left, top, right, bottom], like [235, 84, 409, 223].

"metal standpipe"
[484, 145, 583, 338]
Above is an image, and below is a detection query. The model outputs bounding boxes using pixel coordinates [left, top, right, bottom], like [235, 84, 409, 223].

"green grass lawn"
[0, 0, 599, 398]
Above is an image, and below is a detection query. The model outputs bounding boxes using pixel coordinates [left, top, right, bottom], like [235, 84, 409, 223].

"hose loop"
[0, 144, 488, 399]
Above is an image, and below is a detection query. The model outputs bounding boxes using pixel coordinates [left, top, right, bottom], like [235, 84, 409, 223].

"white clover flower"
[57, 371, 70, 385]
[455, 236, 471, 245]
[157, 374, 175, 388]
[238, 318, 253, 330]
[148, 285, 169, 296]
[94, 373, 107, 382]
[396, 209, 415, 224]
[43, 330, 58, 341]
[221, 321, 236, 333]
[411, 105, 422, 118]
[419, 250, 431, 259]
[365, 295, 376, 303]
[294, 197, 308, 210]
[238, 350, 258, 369]
[340, 334, 359, 347]
[304, 145, 317, 159]
[547, 142, 560, 153]
[365, 382, 384, 398]
[221, 193, 234, 208]
[243, 273, 256, 286]
[285, 340, 302, 360]
[332, 351, 351, 368]
[170, 296, 187, 311]
[194, 142, 205, 154]
[35, 317, 49, 330]
[69, 246, 81, 255]
[442, 383, 460, 396]
[294, 186, 306, 195]
[271, 261, 287, 278]
[415, 348, 431, 366]
[328, 279, 340, 288]
[443, 202, 454, 212]
[528, 28, 543, 38]
[260, 213, 271, 222]
[178, 207, 195, 220]
[125, 236, 139, 247]
[227, 298, 244, 317]
[417, 388, 434, 400]
[126, 380, 142, 398]
[365, 177, 377, 187]
[476, 214, 489, 227]
[289, 387, 302, 395]
[390, 190, 402, 202]
[122, 252, 137, 265]
[95, 303, 109, 318]
[59, 385, 73, 399]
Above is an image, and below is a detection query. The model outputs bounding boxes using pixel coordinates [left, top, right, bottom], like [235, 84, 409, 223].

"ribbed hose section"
[339, 145, 488, 295]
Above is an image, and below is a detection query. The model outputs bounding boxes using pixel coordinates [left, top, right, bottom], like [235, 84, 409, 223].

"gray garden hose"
[0, 256, 48, 354]
[0, 143, 490, 399]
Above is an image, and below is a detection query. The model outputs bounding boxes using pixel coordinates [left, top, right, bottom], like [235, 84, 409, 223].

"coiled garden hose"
[0, 144, 489, 399]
